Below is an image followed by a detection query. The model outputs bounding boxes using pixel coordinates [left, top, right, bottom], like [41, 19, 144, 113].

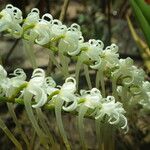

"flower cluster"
[0, 5, 146, 78]
[0, 65, 128, 130]
[0, 4, 119, 72]
[111, 58, 145, 87]
[1, 4, 150, 150]
[0, 5, 147, 78]
[112, 58, 150, 112]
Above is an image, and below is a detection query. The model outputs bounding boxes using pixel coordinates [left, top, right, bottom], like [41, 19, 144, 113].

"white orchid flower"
[77, 87, 102, 149]
[23, 68, 47, 108]
[125, 81, 150, 109]
[125, 66, 145, 87]
[80, 88, 102, 109]
[87, 40, 103, 59]
[52, 77, 78, 112]
[60, 77, 78, 111]
[112, 57, 145, 89]
[111, 57, 133, 81]
[50, 19, 67, 39]
[76, 39, 104, 69]
[33, 13, 54, 45]
[6, 68, 26, 98]
[95, 96, 128, 131]
[93, 43, 119, 70]
[23, 8, 40, 39]
[54, 77, 77, 149]
[0, 67, 26, 98]
[20, 68, 49, 145]
[9, 68, 26, 82]
[23, 13, 53, 45]
[33, 20, 51, 45]
[0, 4, 23, 38]
[24, 8, 40, 25]
[86, 39, 104, 69]
[58, 23, 83, 56]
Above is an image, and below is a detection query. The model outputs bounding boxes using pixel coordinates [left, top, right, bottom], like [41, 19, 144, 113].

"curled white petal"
[11, 68, 26, 81]
[97, 40, 104, 49]
[68, 47, 81, 56]
[108, 112, 120, 125]
[31, 8, 39, 14]
[31, 87, 47, 108]
[71, 23, 81, 31]
[80, 88, 102, 109]
[6, 4, 14, 9]
[42, 13, 53, 23]
[62, 100, 78, 112]
[25, 8, 40, 24]
[45, 77, 56, 87]
[61, 77, 76, 93]
[31, 68, 45, 85]
[0, 65, 7, 79]
[120, 114, 128, 130]
[90, 59, 101, 69]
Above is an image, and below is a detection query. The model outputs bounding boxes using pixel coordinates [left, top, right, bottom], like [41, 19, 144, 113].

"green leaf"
[135, 0, 150, 25]
[130, 0, 150, 48]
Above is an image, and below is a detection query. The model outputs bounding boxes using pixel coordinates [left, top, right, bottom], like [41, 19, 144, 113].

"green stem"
[84, 64, 92, 89]
[36, 108, 56, 148]
[0, 50, 2, 65]
[23, 39, 37, 69]
[121, 87, 128, 110]
[109, 127, 115, 150]
[95, 118, 101, 149]
[46, 56, 53, 76]
[8, 83, 27, 100]
[78, 105, 88, 150]
[75, 60, 82, 90]
[29, 130, 36, 150]
[23, 24, 35, 34]
[46, 35, 64, 75]
[0, 96, 95, 120]
[99, 71, 106, 97]
[96, 69, 100, 89]
[55, 98, 71, 150]
[48, 50, 62, 72]
[59, 0, 70, 22]
[23, 91, 49, 147]
[7, 103, 30, 150]
[0, 117, 23, 150]
[112, 78, 118, 100]
[58, 51, 70, 78]
[103, 124, 115, 150]
[100, 123, 105, 150]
